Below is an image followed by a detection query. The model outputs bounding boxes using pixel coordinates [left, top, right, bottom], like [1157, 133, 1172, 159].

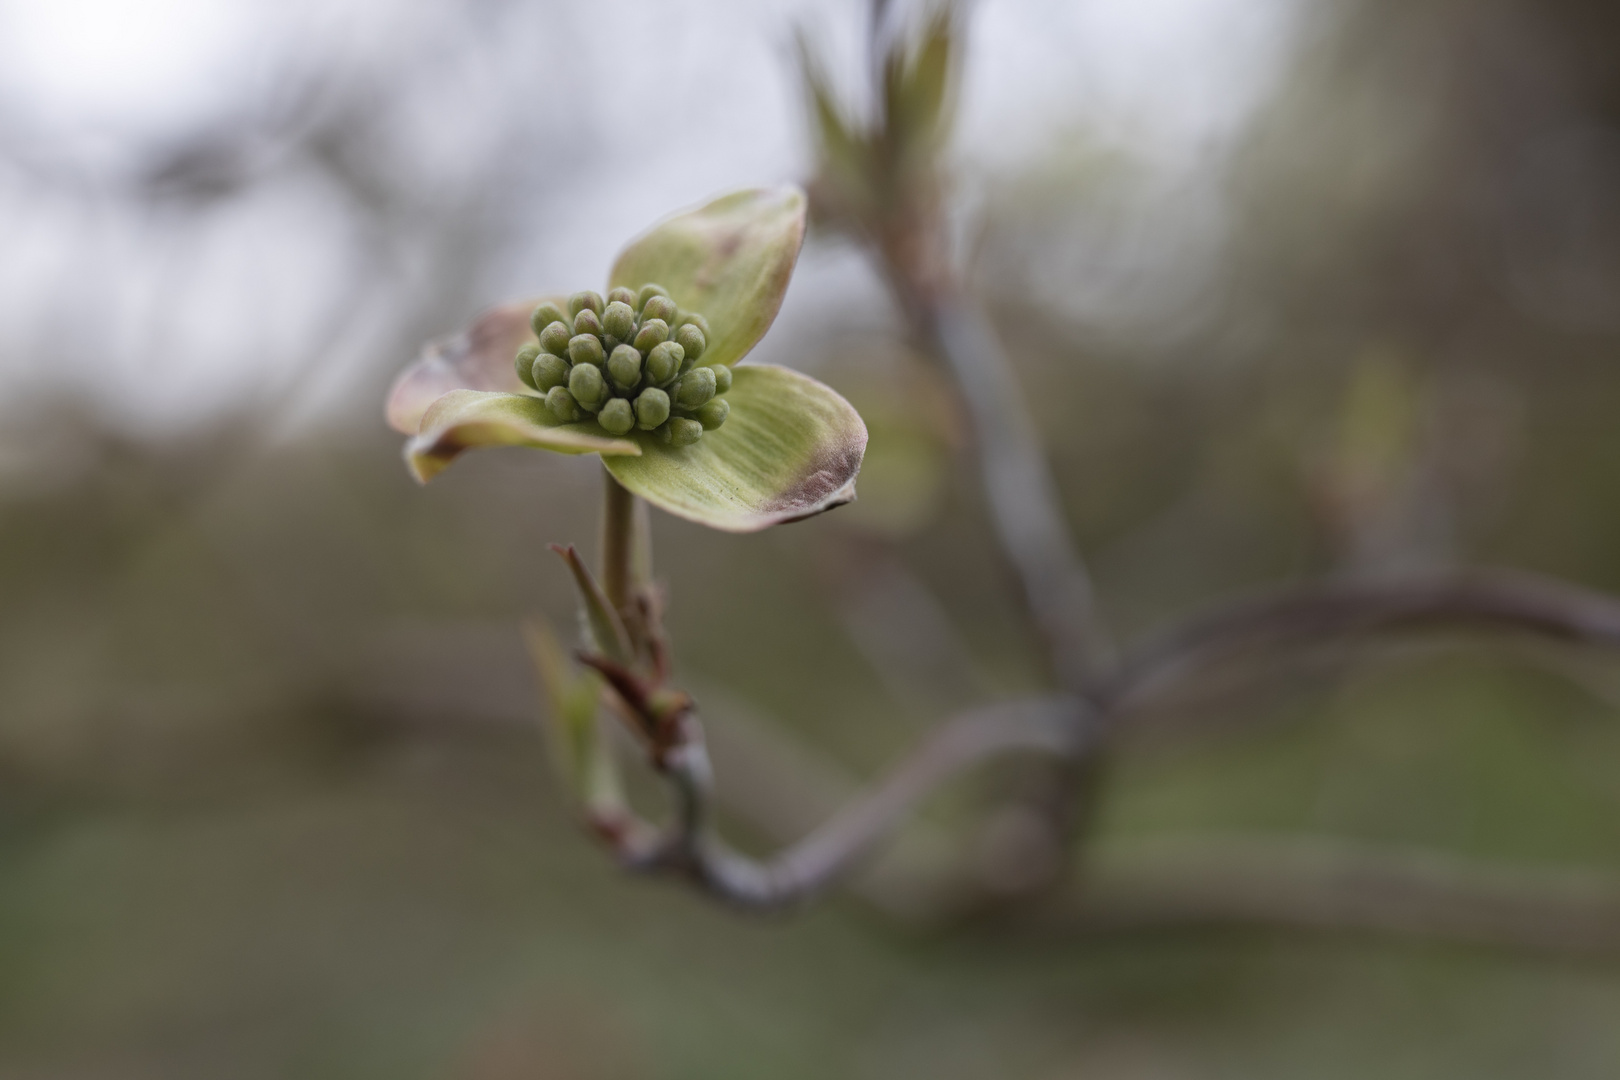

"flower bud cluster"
[515, 284, 732, 446]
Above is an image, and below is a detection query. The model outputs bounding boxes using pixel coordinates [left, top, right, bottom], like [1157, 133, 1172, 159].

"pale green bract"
[384, 186, 867, 532]
[605, 366, 865, 531]
[609, 188, 806, 370]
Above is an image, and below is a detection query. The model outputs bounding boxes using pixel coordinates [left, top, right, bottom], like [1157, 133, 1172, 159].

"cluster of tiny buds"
[515, 283, 731, 447]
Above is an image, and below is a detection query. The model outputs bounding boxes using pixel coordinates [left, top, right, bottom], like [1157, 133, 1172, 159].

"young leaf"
[550, 544, 633, 664]
[523, 620, 624, 813]
[405, 390, 640, 483]
[795, 31, 870, 208]
[609, 187, 807, 369]
[604, 365, 867, 532]
[898, 7, 955, 147]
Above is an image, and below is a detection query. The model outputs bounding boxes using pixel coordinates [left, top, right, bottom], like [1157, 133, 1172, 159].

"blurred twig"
[800, 3, 1111, 694]
[621, 567, 1620, 923]
[1102, 568, 1620, 715]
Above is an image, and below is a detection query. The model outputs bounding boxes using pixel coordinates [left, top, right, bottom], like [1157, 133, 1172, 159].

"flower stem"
[601, 467, 637, 613]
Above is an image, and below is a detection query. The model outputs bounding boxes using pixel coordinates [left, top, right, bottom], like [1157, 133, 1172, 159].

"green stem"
[601, 466, 637, 613]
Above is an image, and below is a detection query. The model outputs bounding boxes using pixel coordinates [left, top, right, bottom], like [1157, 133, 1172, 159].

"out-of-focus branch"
[609, 567, 1620, 929]
[802, 4, 1113, 693]
[911, 291, 1114, 692]
[1102, 569, 1620, 715]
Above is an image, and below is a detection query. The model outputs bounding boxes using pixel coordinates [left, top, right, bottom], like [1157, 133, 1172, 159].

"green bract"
[385, 186, 867, 532]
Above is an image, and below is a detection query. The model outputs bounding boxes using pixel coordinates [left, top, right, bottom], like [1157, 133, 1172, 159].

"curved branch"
[1103, 569, 1620, 714]
[628, 569, 1620, 915]
[640, 696, 1089, 909]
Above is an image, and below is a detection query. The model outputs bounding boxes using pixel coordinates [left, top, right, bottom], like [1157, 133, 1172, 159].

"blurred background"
[4, 0, 1620, 1075]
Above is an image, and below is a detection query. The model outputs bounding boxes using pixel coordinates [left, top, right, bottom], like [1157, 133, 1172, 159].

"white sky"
[0, 0, 1306, 435]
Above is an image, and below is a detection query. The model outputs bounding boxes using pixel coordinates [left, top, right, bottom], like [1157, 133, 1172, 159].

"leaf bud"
[669, 417, 704, 447]
[514, 343, 541, 389]
[674, 322, 706, 361]
[532, 352, 570, 392]
[641, 294, 678, 325]
[636, 283, 669, 309]
[634, 387, 670, 430]
[678, 311, 711, 338]
[568, 333, 605, 368]
[546, 386, 581, 422]
[531, 302, 567, 336]
[568, 290, 604, 319]
[706, 362, 732, 393]
[607, 344, 643, 390]
[694, 397, 730, 430]
[568, 362, 608, 411]
[607, 286, 638, 307]
[602, 301, 637, 341]
[673, 365, 717, 409]
[597, 397, 636, 436]
[633, 318, 670, 353]
[539, 320, 572, 356]
[571, 307, 603, 339]
[644, 340, 684, 385]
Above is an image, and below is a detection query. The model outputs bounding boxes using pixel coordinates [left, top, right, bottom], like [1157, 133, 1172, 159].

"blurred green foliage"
[5, 0, 1620, 1075]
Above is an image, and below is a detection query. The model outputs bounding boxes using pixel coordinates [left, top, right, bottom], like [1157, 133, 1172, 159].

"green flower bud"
[539, 320, 572, 356]
[532, 352, 570, 392]
[632, 318, 669, 353]
[607, 286, 638, 307]
[546, 386, 581, 422]
[668, 417, 704, 447]
[514, 342, 541, 389]
[531, 302, 567, 337]
[673, 365, 717, 409]
[706, 361, 732, 393]
[678, 311, 711, 338]
[674, 322, 706, 361]
[602, 301, 637, 341]
[568, 333, 605, 368]
[636, 283, 669, 309]
[695, 396, 730, 430]
[644, 340, 684, 385]
[607, 344, 643, 390]
[568, 362, 608, 411]
[568, 290, 604, 319]
[598, 397, 635, 436]
[571, 307, 603, 339]
[634, 387, 671, 430]
[641, 294, 678, 325]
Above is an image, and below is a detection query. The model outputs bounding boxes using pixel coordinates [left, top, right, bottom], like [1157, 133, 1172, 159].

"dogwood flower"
[385, 187, 866, 532]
